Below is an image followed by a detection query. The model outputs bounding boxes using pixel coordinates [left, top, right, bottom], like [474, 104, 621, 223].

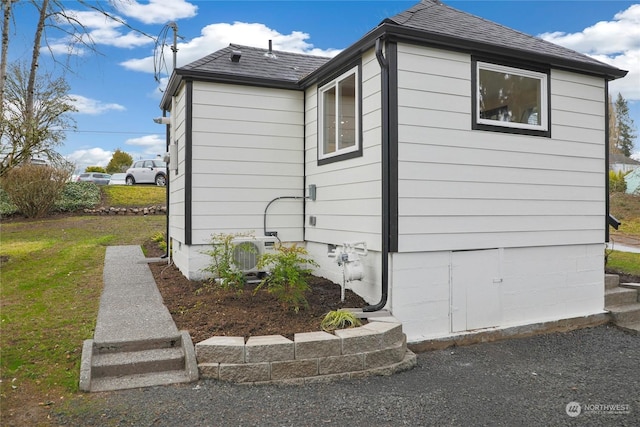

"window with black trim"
[318, 66, 361, 163]
[474, 61, 549, 136]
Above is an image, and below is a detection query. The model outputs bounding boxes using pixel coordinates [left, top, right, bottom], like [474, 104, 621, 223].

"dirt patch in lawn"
[145, 243, 368, 344]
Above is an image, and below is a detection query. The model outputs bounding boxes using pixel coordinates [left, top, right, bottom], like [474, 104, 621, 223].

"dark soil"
[144, 237, 640, 344]
[144, 242, 367, 343]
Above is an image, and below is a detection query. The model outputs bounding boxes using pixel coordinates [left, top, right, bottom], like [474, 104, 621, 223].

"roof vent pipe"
[230, 50, 241, 62]
[265, 40, 277, 59]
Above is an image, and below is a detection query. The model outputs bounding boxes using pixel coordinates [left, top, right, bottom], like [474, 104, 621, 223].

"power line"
[63, 129, 160, 135]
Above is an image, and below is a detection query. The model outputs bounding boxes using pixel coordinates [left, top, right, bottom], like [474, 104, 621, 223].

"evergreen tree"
[614, 93, 637, 157]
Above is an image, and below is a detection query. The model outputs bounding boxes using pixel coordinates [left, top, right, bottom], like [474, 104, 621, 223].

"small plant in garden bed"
[321, 309, 362, 332]
[255, 243, 319, 312]
[201, 232, 256, 293]
[151, 231, 167, 253]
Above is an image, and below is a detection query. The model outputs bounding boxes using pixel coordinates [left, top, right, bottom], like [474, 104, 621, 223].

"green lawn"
[610, 192, 640, 239]
[0, 215, 165, 408]
[607, 251, 640, 276]
[102, 185, 166, 207]
[608, 193, 640, 276]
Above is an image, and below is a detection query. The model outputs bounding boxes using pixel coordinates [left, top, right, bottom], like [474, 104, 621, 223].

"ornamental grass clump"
[321, 309, 362, 332]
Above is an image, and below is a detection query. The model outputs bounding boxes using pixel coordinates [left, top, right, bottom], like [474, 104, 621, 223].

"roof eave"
[382, 23, 627, 80]
[301, 22, 627, 88]
[160, 68, 302, 110]
[161, 20, 627, 110]
[300, 26, 386, 87]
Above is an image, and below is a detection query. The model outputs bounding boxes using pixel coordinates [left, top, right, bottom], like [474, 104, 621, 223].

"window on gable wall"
[318, 66, 361, 164]
[474, 60, 550, 136]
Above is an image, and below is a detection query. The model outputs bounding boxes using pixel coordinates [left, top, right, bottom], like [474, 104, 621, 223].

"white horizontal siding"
[399, 162, 603, 188]
[191, 158, 302, 177]
[192, 117, 301, 138]
[189, 82, 305, 245]
[169, 84, 187, 245]
[398, 179, 603, 200]
[400, 215, 602, 234]
[193, 144, 301, 165]
[395, 43, 607, 252]
[400, 126, 604, 158]
[398, 142, 603, 172]
[304, 48, 383, 251]
[192, 213, 302, 232]
[400, 230, 602, 253]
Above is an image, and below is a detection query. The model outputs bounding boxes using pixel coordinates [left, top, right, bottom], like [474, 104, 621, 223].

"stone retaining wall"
[83, 205, 167, 215]
[195, 316, 416, 384]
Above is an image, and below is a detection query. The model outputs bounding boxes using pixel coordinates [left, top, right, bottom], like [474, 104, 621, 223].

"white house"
[610, 152, 640, 173]
[159, 0, 627, 342]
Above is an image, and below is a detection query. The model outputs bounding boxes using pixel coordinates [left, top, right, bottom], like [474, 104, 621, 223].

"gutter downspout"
[364, 37, 390, 312]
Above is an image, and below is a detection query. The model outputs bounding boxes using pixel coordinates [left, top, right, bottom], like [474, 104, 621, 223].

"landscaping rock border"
[83, 205, 167, 215]
[195, 315, 417, 384]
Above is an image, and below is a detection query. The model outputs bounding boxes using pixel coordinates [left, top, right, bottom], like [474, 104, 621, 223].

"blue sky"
[9, 0, 640, 172]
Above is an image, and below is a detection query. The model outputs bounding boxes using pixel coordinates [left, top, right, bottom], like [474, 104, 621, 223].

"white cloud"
[120, 21, 341, 75]
[70, 95, 126, 115]
[66, 147, 113, 172]
[592, 50, 640, 101]
[114, 0, 198, 25]
[125, 134, 166, 157]
[539, 4, 640, 101]
[49, 9, 153, 53]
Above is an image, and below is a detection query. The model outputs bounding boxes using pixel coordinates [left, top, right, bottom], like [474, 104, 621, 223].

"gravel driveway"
[55, 325, 639, 426]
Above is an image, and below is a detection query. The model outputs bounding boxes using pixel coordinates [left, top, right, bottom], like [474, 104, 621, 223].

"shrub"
[54, 182, 101, 212]
[321, 309, 362, 332]
[85, 166, 106, 173]
[151, 231, 167, 253]
[0, 164, 70, 218]
[202, 232, 256, 292]
[0, 188, 18, 216]
[255, 244, 319, 312]
[609, 170, 628, 193]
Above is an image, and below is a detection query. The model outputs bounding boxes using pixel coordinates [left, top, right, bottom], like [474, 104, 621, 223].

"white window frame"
[318, 67, 360, 161]
[476, 61, 549, 132]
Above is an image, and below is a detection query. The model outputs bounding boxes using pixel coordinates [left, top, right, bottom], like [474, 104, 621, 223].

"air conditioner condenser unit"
[232, 237, 277, 275]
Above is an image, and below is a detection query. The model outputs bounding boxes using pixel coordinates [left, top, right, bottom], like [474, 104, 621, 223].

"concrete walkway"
[611, 243, 640, 254]
[94, 246, 178, 343]
[80, 246, 197, 392]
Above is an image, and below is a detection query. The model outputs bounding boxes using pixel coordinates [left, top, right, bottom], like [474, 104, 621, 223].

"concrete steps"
[605, 274, 640, 334]
[605, 287, 639, 306]
[608, 303, 640, 325]
[80, 246, 198, 392]
[89, 369, 194, 393]
[82, 331, 198, 392]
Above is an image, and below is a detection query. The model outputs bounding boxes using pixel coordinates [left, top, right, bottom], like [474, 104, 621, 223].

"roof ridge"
[225, 43, 332, 60]
[386, 0, 620, 73]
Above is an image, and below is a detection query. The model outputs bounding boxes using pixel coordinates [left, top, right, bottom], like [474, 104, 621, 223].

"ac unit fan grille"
[233, 242, 260, 271]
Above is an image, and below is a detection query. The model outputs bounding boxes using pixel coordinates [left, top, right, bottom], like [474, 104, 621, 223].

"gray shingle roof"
[180, 44, 330, 83]
[385, 0, 620, 73]
[162, 0, 625, 108]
